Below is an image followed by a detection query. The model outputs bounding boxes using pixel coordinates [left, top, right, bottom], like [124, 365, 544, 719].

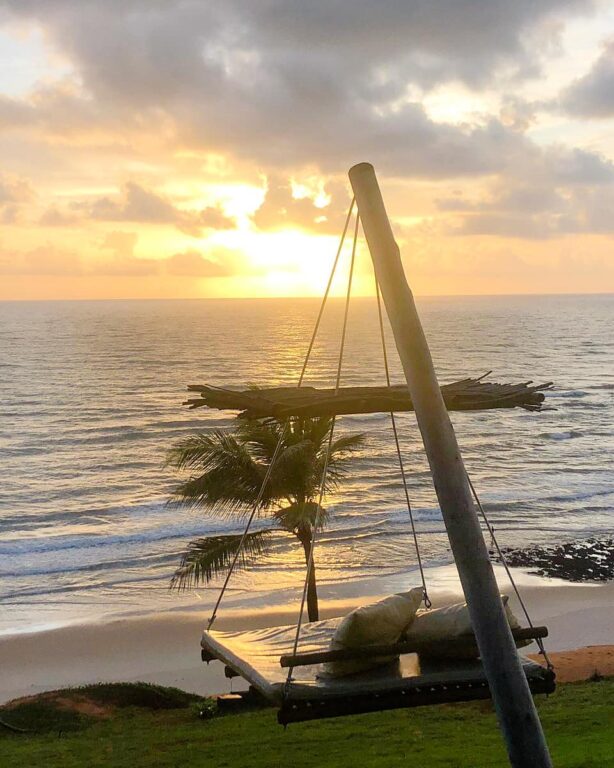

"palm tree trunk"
[298, 531, 319, 622]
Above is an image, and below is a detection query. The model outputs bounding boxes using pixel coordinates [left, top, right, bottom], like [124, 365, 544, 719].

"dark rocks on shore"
[492, 537, 613, 582]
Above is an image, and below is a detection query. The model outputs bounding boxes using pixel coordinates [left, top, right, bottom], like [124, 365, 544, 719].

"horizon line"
[0, 291, 613, 304]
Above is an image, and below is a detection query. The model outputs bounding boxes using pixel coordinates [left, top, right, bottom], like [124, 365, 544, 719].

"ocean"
[1, 295, 612, 635]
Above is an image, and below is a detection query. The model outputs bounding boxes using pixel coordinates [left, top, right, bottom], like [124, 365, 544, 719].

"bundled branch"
[184, 373, 553, 418]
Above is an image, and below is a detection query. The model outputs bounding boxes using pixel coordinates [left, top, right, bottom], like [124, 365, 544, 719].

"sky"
[1, 0, 614, 300]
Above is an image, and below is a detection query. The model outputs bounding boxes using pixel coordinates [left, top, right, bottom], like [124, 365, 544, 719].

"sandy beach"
[2, 566, 612, 705]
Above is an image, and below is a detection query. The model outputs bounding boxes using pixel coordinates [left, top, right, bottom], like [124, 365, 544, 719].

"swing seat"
[201, 618, 555, 725]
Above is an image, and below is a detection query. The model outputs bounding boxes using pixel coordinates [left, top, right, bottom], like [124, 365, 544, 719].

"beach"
[3, 565, 612, 705]
[1, 297, 612, 711]
[2, 296, 613, 639]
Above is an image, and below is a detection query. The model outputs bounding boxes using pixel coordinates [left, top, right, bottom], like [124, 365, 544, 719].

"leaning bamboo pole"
[348, 162, 553, 768]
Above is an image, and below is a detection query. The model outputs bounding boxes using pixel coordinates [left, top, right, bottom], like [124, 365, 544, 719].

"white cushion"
[321, 588, 424, 678]
[402, 595, 529, 659]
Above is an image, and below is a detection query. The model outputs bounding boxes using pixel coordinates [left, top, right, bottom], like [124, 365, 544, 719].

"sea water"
[1, 295, 612, 634]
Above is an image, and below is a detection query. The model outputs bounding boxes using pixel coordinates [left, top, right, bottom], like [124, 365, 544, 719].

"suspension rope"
[467, 473, 554, 669]
[285, 210, 360, 686]
[206, 198, 355, 630]
[206, 435, 285, 629]
[298, 198, 355, 386]
[374, 276, 431, 608]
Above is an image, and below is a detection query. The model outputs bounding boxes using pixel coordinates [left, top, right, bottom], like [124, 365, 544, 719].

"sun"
[211, 226, 372, 297]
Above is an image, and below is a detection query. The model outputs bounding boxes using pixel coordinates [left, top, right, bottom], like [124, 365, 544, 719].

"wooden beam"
[349, 162, 553, 768]
[279, 626, 548, 668]
[277, 668, 555, 726]
[184, 378, 553, 417]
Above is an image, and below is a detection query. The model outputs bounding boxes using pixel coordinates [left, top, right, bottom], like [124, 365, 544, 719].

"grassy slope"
[1, 680, 612, 768]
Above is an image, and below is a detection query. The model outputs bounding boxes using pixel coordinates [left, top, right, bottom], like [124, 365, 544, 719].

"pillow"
[402, 595, 530, 659]
[320, 588, 424, 678]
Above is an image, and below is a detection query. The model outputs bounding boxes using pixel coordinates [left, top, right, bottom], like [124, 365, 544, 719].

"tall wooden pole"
[349, 162, 553, 768]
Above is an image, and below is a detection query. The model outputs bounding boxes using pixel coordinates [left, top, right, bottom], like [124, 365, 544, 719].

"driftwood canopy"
[185, 374, 553, 418]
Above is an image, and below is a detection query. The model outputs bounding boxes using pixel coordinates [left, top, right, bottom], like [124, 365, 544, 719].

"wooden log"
[349, 162, 553, 768]
[279, 626, 548, 668]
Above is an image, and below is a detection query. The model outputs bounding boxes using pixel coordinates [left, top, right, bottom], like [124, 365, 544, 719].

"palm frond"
[167, 430, 271, 514]
[170, 530, 273, 591]
[305, 431, 365, 496]
[166, 430, 256, 472]
[271, 439, 316, 500]
[234, 417, 284, 462]
[329, 433, 366, 455]
[274, 501, 328, 534]
[168, 473, 264, 516]
[166, 416, 364, 526]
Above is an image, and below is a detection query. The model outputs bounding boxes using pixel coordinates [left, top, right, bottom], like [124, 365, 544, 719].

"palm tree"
[167, 416, 364, 621]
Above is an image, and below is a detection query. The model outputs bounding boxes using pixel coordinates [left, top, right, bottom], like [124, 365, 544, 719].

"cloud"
[90, 182, 177, 223]
[0, 94, 36, 130]
[0, 238, 246, 279]
[2, 0, 597, 177]
[92, 230, 156, 274]
[39, 206, 79, 226]
[0, 173, 35, 224]
[0, 245, 84, 275]
[100, 230, 138, 258]
[453, 213, 561, 239]
[253, 175, 351, 233]
[559, 40, 614, 118]
[499, 96, 538, 132]
[78, 181, 234, 236]
[0, 173, 33, 205]
[9, 1, 594, 96]
[443, 181, 614, 239]
[555, 187, 614, 234]
[165, 249, 235, 276]
[546, 147, 614, 185]
[1, 0, 613, 298]
[434, 139, 614, 238]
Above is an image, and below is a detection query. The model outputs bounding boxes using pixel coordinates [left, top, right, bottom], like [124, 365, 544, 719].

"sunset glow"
[1, 3, 614, 299]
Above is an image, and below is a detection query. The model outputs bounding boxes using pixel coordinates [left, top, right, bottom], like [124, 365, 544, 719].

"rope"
[374, 276, 431, 608]
[206, 436, 285, 629]
[206, 198, 355, 630]
[285, 210, 359, 686]
[298, 198, 355, 386]
[467, 473, 554, 670]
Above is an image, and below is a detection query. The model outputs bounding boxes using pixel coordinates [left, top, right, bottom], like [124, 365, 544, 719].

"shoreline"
[2, 566, 612, 705]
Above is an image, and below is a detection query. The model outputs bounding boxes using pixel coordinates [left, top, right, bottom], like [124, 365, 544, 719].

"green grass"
[1, 680, 612, 768]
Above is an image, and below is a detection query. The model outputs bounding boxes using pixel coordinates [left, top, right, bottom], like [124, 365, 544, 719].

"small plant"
[196, 698, 218, 720]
